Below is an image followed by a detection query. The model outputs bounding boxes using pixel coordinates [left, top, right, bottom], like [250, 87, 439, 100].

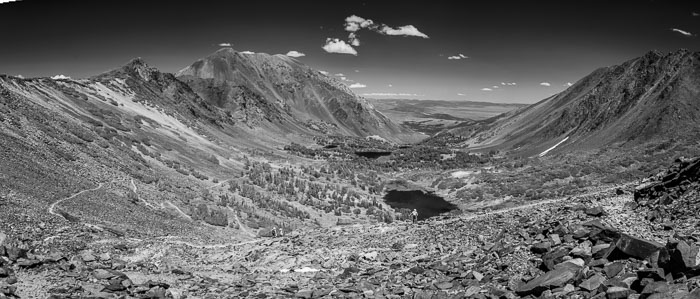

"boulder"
[579, 274, 605, 291]
[604, 262, 624, 278]
[542, 247, 570, 271]
[585, 206, 605, 217]
[515, 262, 581, 296]
[606, 286, 631, 299]
[531, 242, 551, 254]
[606, 234, 663, 261]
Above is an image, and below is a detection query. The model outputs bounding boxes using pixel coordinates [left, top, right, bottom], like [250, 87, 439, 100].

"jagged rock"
[531, 242, 551, 254]
[606, 234, 662, 260]
[580, 274, 605, 291]
[585, 206, 605, 217]
[604, 262, 624, 278]
[515, 262, 581, 296]
[606, 286, 631, 299]
[616, 188, 625, 195]
[15, 258, 41, 268]
[81, 251, 96, 262]
[294, 289, 313, 298]
[5, 247, 27, 261]
[542, 247, 570, 271]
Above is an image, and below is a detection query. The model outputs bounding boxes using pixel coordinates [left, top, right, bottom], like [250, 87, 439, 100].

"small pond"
[383, 190, 458, 220]
[355, 151, 392, 159]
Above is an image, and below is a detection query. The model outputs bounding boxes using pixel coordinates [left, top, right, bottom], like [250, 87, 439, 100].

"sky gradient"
[1, 0, 699, 103]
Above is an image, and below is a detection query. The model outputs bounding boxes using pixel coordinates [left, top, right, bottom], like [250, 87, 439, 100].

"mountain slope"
[448, 49, 700, 156]
[176, 48, 423, 143]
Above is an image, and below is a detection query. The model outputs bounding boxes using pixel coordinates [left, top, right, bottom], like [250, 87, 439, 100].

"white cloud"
[285, 50, 306, 57]
[492, 86, 499, 89]
[362, 92, 420, 97]
[507, 82, 517, 86]
[354, 70, 360, 73]
[334, 73, 345, 76]
[540, 82, 551, 87]
[16, 74, 23, 78]
[501, 82, 506, 85]
[339, 15, 428, 52]
[218, 43, 232, 47]
[564, 82, 573, 86]
[693, 12, 699, 17]
[481, 88, 492, 91]
[348, 83, 367, 88]
[340, 76, 348, 81]
[671, 28, 693, 36]
[448, 53, 469, 60]
[349, 33, 361, 46]
[388, 84, 393, 87]
[0, 0, 21, 4]
[51, 74, 71, 80]
[379, 25, 429, 38]
[322, 38, 358, 55]
[240, 51, 255, 54]
[457, 93, 465, 96]
[319, 70, 329, 75]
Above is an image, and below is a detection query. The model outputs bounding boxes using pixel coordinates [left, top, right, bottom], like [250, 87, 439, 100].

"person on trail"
[272, 227, 278, 237]
[411, 209, 418, 223]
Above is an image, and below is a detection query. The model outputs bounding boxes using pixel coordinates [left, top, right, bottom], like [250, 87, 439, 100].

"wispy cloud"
[481, 88, 492, 91]
[285, 50, 305, 57]
[331, 15, 428, 55]
[51, 74, 71, 80]
[348, 83, 367, 88]
[564, 82, 573, 87]
[362, 92, 420, 97]
[671, 28, 694, 36]
[322, 38, 358, 55]
[319, 70, 329, 75]
[491, 85, 499, 89]
[506, 82, 517, 86]
[379, 25, 429, 38]
[448, 53, 469, 60]
[218, 43, 232, 47]
[540, 82, 551, 87]
[693, 12, 699, 17]
[457, 93, 465, 96]
[240, 51, 255, 54]
[335, 73, 345, 76]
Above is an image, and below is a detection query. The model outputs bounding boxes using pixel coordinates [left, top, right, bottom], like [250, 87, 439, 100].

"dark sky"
[1, 0, 698, 103]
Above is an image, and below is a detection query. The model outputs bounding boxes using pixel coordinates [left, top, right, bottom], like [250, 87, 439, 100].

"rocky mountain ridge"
[448, 49, 700, 157]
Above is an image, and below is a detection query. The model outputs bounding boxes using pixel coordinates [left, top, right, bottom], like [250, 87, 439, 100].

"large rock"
[579, 274, 605, 291]
[606, 234, 663, 261]
[515, 262, 581, 296]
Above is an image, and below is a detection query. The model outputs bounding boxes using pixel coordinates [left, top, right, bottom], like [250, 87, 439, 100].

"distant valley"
[368, 98, 526, 135]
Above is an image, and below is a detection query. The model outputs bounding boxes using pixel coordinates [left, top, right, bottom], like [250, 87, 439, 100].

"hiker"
[272, 227, 278, 237]
[411, 209, 418, 223]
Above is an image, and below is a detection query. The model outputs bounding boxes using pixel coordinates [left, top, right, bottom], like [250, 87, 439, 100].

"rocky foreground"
[2, 178, 700, 298]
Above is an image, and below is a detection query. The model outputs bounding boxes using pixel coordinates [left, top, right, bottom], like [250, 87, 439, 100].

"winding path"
[163, 238, 264, 249]
[438, 183, 635, 225]
[131, 179, 155, 209]
[228, 207, 255, 237]
[49, 183, 107, 219]
[165, 201, 193, 221]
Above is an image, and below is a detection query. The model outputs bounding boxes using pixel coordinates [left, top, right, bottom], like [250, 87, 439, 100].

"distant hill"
[368, 98, 525, 135]
[446, 49, 700, 156]
[176, 48, 422, 143]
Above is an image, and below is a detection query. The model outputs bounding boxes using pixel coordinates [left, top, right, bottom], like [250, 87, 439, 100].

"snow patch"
[294, 267, 319, 273]
[538, 136, 569, 157]
[451, 171, 473, 178]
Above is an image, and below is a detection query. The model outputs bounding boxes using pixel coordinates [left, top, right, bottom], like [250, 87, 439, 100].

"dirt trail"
[49, 183, 107, 219]
[131, 179, 155, 209]
[163, 238, 264, 249]
[438, 183, 634, 225]
[228, 207, 255, 238]
[165, 201, 193, 221]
